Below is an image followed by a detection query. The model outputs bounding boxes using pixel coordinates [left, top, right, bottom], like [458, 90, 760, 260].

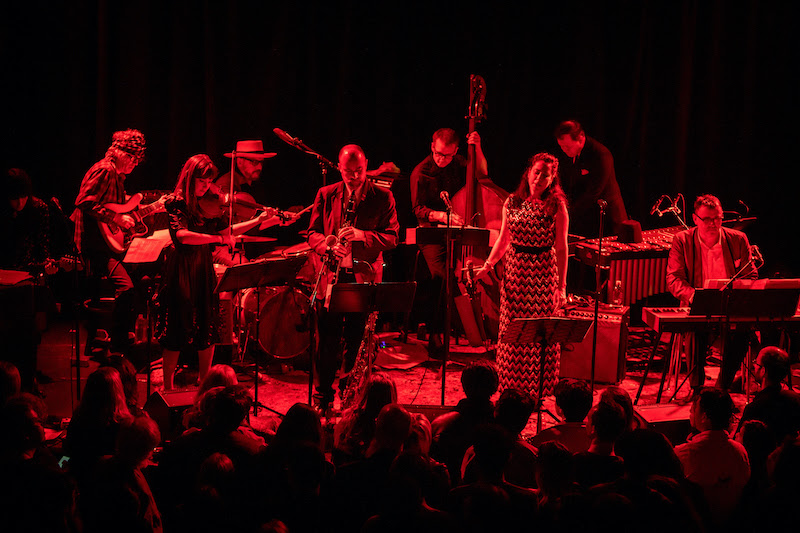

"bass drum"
[240, 286, 311, 359]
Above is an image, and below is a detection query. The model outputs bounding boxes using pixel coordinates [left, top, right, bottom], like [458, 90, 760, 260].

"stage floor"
[33, 312, 787, 441]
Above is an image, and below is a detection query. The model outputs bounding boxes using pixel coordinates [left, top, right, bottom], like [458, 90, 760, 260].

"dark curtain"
[2, 0, 798, 274]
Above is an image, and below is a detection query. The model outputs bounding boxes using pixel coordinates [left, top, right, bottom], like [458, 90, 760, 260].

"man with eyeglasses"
[666, 194, 756, 395]
[410, 128, 488, 357]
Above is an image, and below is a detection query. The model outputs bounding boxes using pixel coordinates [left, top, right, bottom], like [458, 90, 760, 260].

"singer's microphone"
[597, 199, 607, 210]
[440, 190, 453, 211]
[750, 245, 764, 263]
[273, 128, 300, 146]
[50, 197, 63, 214]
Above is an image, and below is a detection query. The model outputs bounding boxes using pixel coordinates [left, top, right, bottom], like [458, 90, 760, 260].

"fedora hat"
[224, 140, 277, 160]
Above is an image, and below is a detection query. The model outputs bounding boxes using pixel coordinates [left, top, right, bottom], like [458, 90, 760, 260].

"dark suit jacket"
[307, 180, 399, 284]
[666, 226, 754, 304]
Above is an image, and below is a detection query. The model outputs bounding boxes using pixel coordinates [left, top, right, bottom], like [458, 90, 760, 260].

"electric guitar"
[98, 193, 167, 254]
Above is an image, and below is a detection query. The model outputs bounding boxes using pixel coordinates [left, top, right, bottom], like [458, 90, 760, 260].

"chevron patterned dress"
[496, 194, 560, 402]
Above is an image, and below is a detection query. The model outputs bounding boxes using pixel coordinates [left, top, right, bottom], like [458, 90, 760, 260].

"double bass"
[450, 74, 508, 344]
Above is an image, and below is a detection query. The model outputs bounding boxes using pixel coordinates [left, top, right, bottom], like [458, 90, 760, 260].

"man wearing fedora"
[71, 129, 147, 355]
[215, 139, 277, 195]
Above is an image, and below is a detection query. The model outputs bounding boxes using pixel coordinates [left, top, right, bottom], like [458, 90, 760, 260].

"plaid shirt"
[70, 157, 127, 253]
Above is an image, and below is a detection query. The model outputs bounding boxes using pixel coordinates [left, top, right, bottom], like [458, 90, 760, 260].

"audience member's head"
[461, 360, 499, 402]
[115, 414, 160, 468]
[600, 385, 635, 431]
[200, 385, 252, 433]
[273, 402, 323, 448]
[588, 398, 627, 444]
[371, 404, 412, 454]
[554, 378, 592, 423]
[285, 440, 327, 496]
[757, 346, 791, 386]
[471, 423, 515, 480]
[102, 355, 139, 411]
[384, 452, 431, 514]
[615, 428, 684, 481]
[0, 361, 21, 407]
[536, 441, 575, 499]
[739, 420, 776, 467]
[77, 367, 132, 425]
[692, 387, 735, 432]
[494, 388, 535, 437]
[198, 452, 235, 490]
[404, 412, 433, 455]
[0, 394, 46, 458]
[356, 371, 397, 419]
[196, 364, 238, 402]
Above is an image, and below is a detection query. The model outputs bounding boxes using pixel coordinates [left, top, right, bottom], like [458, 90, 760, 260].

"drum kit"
[215, 240, 316, 363]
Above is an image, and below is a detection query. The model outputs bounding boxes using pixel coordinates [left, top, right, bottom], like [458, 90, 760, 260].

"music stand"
[317, 281, 417, 407]
[214, 256, 305, 415]
[502, 316, 593, 432]
[415, 225, 490, 404]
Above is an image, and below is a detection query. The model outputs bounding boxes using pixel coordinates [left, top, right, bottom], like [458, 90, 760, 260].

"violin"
[199, 183, 280, 222]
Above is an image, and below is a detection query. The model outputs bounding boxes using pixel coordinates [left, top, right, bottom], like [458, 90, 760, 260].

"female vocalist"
[475, 152, 569, 402]
[156, 154, 272, 390]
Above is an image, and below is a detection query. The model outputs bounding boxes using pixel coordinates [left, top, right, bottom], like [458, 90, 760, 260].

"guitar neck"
[135, 200, 164, 219]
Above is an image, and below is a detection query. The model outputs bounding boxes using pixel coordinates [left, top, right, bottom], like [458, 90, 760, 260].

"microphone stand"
[590, 201, 607, 394]
[442, 203, 453, 405]
[273, 130, 337, 187]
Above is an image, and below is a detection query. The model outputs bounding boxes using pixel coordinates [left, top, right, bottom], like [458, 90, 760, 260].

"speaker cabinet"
[634, 403, 693, 445]
[559, 305, 629, 384]
[144, 390, 196, 442]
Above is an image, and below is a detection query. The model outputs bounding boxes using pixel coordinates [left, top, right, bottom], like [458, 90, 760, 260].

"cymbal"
[235, 236, 277, 243]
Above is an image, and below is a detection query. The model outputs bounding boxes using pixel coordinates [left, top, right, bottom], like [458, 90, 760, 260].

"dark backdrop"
[3, 0, 798, 275]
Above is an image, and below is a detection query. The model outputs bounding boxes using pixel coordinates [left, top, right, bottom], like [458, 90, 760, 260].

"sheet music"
[123, 229, 172, 264]
[0, 269, 34, 286]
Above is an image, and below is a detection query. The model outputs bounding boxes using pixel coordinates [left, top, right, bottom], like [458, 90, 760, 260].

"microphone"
[50, 197, 64, 214]
[750, 245, 764, 263]
[650, 196, 664, 216]
[273, 128, 301, 147]
[440, 190, 453, 211]
[597, 199, 607, 210]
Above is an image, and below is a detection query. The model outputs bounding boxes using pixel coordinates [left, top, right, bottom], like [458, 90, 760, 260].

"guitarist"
[410, 128, 488, 357]
[71, 129, 147, 355]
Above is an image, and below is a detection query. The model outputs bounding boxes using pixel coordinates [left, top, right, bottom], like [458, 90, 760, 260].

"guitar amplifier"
[559, 304, 629, 384]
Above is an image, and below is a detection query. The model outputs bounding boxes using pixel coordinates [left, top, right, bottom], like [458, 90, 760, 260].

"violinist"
[410, 128, 488, 357]
[211, 139, 295, 264]
[155, 154, 275, 391]
[307, 144, 399, 412]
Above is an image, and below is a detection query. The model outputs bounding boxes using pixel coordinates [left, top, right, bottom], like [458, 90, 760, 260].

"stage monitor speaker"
[634, 403, 693, 445]
[560, 305, 629, 384]
[402, 404, 457, 423]
[144, 390, 196, 442]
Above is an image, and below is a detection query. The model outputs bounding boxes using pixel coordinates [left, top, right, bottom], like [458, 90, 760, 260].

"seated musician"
[70, 129, 147, 355]
[307, 144, 399, 412]
[666, 194, 756, 395]
[1, 168, 56, 275]
[411, 128, 487, 357]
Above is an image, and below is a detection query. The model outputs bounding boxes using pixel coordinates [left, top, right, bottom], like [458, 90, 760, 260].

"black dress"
[155, 197, 224, 351]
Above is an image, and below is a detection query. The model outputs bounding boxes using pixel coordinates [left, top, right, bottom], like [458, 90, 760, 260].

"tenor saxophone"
[323, 193, 357, 308]
[340, 311, 378, 411]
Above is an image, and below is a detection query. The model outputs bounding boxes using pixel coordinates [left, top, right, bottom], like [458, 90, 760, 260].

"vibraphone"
[571, 226, 682, 305]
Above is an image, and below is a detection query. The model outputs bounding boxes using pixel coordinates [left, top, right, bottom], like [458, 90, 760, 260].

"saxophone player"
[307, 144, 400, 413]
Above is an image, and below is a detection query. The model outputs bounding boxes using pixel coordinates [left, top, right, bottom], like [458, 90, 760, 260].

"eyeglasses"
[694, 214, 722, 225]
[432, 149, 458, 159]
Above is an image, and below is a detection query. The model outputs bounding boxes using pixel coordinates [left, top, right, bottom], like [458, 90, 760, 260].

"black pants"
[86, 252, 137, 354]
[691, 327, 753, 390]
[315, 272, 368, 402]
